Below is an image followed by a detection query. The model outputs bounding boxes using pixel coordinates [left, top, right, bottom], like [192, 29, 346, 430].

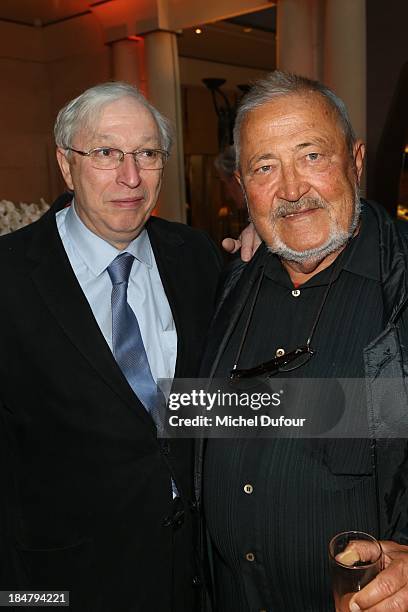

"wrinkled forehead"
[240, 92, 345, 146]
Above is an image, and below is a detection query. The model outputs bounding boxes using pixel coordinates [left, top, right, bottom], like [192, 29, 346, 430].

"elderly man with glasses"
[0, 82, 225, 611]
[201, 72, 408, 611]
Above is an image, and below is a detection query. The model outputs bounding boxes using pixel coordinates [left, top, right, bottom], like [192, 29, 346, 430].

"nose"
[116, 153, 142, 188]
[275, 162, 310, 202]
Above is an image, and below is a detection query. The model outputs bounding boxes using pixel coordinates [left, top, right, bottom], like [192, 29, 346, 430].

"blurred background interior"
[0, 0, 407, 243]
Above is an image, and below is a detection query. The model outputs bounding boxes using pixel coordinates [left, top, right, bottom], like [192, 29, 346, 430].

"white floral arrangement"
[0, 199, 50, 235]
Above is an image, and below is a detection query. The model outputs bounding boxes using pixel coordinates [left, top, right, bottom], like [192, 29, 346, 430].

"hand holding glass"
[329, 531, 383, 612]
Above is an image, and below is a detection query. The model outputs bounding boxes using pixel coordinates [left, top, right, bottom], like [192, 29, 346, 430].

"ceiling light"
[195, 28, 203, 34]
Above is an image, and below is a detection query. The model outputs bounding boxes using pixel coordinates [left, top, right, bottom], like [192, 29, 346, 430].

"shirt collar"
[342, 201, 380, 282]
[64, 201, 152, 276]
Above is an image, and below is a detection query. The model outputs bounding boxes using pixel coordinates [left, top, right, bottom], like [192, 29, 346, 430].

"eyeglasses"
[230, 250, 346, 382]
[65, 147, 169, 170]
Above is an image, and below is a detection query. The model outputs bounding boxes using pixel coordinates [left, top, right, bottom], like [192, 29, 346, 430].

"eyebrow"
[92, 134, 159, 146]
[295, 137, 329, 149]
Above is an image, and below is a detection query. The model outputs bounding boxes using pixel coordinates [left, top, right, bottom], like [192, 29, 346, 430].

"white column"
[277, 0, 323, 80]
[323, 0, 366, 142]
[144, 30, 186, 223]
[111, 39, 147, 94]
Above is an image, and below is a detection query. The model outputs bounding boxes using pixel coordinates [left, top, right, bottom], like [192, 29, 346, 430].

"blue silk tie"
[107, 252, 178, 496]
[107, 252, 163, 421]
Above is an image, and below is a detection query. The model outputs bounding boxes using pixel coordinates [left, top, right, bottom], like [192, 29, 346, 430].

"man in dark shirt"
[202, 71, 408, 611]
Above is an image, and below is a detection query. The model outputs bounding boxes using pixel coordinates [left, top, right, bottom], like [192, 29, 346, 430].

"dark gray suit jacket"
[0, 194, 222, 611]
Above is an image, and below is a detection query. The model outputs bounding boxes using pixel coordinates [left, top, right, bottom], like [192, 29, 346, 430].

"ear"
[352, 140, 366, 184]
[234, 171, 251, 213]
[56, 147, 74, 190]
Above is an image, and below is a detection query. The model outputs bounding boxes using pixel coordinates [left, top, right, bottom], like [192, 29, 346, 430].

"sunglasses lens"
[279, 349, 313, 372]
[230, 347, 314, 382]
[229, 375, 272, 392]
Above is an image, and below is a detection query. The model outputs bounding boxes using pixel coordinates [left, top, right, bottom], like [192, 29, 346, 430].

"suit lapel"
[203, 245, 268, 379]
[26, 204, 155, 430]
[146, 218, 186, 378]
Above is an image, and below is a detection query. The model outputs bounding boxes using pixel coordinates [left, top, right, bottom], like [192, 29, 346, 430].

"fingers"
[349, 557, 408, 611]
[380, 542, 408, 558]
[220, 236, 252, 261]
[336, 540, 382, 566]
[336, 548, 361, 566]
[240, 242, 254, 262]
[221, 222, 261, 261]
[221, 237, 240, 254]
[240, 222, 260, 262]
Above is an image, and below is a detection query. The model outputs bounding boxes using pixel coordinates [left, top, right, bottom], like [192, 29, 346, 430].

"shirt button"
[292, 289, 301, 297]
[243, 483, 253, 494]
[245, 552, 255, 562]
[275, 348, 285, 357]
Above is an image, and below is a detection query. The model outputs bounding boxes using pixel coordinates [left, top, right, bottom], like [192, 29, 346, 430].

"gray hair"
[54, 81, 173, 152]
[233, 71, 356, 166]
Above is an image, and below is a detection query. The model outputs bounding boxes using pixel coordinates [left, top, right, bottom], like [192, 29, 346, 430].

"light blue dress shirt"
[56, 203, 177, 383]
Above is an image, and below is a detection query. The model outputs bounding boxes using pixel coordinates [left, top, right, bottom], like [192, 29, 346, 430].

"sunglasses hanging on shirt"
[229, 248, 348, 381]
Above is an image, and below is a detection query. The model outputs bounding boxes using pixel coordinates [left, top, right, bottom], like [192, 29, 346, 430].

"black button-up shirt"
[204, 205, 385, 611]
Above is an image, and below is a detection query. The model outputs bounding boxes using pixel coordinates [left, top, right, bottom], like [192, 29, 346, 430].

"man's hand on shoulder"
[222, 222, 261, 262]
